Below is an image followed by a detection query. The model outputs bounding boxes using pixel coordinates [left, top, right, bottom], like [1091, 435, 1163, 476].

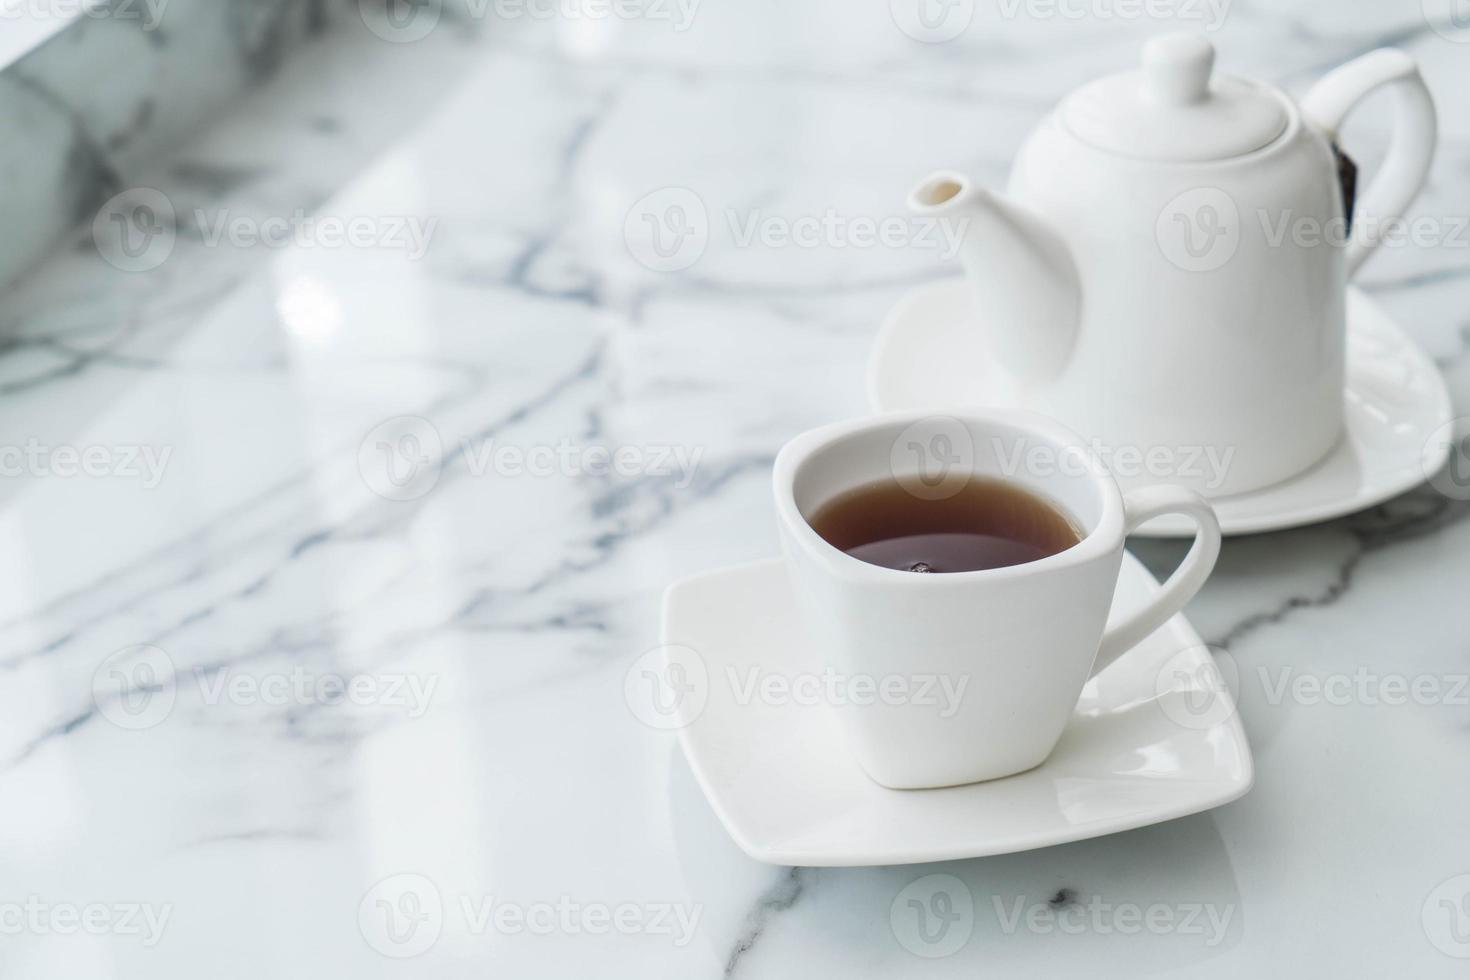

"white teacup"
[773, 410, 1222, 789]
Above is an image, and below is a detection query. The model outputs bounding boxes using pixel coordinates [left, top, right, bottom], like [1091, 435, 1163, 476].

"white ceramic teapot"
[910, 33, 1436, 497]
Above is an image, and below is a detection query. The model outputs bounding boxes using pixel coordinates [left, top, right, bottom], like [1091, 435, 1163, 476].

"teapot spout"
[909, 171, 1080, 385]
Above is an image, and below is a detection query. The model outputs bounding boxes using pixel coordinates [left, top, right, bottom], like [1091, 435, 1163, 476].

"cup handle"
[1090, 486, 1221, 677]
[1301, 49, 1437, 278]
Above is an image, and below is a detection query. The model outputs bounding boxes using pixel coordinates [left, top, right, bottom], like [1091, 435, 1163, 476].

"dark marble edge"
[0, 14, 77, 71]
[0, 0, 336, 295]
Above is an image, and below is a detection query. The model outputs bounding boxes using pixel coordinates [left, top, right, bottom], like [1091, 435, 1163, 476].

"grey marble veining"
[0, 3, 1467, 977]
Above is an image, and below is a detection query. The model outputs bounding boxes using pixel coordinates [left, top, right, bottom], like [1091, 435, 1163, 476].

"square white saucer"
[661, 555, 1253, 867]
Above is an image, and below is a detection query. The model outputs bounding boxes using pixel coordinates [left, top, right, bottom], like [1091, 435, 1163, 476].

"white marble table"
[2, 4, 1468, 977]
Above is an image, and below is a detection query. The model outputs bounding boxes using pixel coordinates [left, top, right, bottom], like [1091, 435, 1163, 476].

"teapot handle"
[1301, 49, 1437, 278]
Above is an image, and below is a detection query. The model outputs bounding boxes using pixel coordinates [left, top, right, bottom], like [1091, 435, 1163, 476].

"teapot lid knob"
[1142, 33, 1215, 105]
[1058, 32, 1286, 161]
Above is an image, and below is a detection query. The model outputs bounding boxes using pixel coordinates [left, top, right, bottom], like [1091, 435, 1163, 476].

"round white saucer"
[869, 280, 1453, 537]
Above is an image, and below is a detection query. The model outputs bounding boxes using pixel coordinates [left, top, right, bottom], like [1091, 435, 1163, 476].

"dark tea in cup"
[808, 477, 1081, 573]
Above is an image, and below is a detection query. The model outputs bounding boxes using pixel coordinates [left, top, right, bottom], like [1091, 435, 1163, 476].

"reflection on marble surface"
[0, 3, 1468, 977]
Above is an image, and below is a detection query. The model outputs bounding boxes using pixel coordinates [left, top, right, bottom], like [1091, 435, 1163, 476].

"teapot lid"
[1058, 33, 1287, 162]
